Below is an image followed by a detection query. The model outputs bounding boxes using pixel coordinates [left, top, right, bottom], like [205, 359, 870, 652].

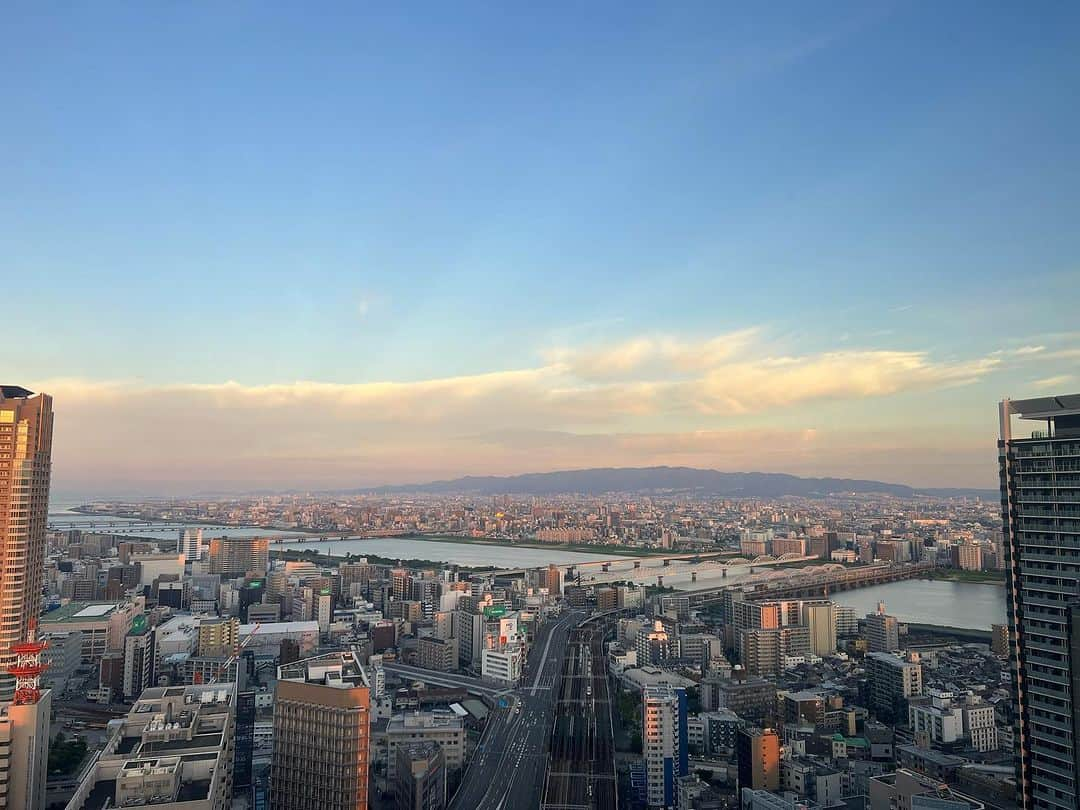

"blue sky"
[3, 2, 1078, 493]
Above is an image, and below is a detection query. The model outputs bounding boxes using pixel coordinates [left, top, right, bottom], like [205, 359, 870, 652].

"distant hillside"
[344, 466, 995, 499]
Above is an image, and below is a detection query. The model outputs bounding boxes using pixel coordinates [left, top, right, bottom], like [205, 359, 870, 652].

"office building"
[41, 630, 83, 694]
[642, 685, 688, 808]
[207, 535, 269, 577]
[181, 527, 204, 562]
[0, 691, 52, 810]
[39, 600, 143, 662]
[64, 684, 235, 810]
[0, 386, 53, 700]
[704, 678, 777, 724]
[394, 741, 446, 810]
[999, 394, 1080, 810]
[386, 710, 465, 781]
[780, 690, 825, 730]
[272, 650, 371, 809]
[736, 727, 780, 792]
[480, 643, 524, 684]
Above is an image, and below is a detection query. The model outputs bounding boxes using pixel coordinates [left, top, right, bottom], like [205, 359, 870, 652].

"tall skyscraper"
[642, 685, 687, 808]
[999, 395, 1080, 810]
[272, 650, 372, 809]
[0, 386, 53, 701]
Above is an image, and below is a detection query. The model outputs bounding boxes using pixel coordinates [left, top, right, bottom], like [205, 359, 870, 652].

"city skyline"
[6, 3, 1079, 493]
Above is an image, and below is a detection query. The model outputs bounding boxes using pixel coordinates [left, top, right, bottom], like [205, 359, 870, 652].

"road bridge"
[688, 562, 934, 606]
[381, 663, 512, 700]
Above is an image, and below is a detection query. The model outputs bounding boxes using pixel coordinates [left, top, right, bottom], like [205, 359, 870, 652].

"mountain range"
[344, 466, 996, 499]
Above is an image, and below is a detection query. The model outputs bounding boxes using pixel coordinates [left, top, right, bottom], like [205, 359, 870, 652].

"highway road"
[448, 608, 586, 810]
[382, 662, 512, 700]
[541, 613, 618, 809]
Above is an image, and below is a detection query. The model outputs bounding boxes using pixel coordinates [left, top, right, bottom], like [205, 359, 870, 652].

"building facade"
[736, 727, 780, 793]
[271, 651, 371, 809]
[394, 741, 446, 810]
[0, 386, 53, 698]
[999, 395, 1080, 810]
[208, 535, 269, 577]
[642, 685, 688, 808]
[0, 692, 51, 810]
[866, 652, 923, 722]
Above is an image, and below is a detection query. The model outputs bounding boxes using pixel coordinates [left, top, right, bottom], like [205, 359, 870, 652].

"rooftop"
[40, 601, 127, 624]
[239, 620, 319, 635]
[0, 385, 34, 399]
[278, 649, 370, 688]
[1004, 393, 1080, 419]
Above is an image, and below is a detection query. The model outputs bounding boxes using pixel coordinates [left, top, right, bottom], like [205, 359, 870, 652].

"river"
[51, 500, 1007, 629]
[831, 579, 1006, 631]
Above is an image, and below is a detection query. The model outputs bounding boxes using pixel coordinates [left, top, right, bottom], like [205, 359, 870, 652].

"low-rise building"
[41, 630, 83, 694]
[869, 768, 984, 810]
[481, 644, 523, 684]
[385, 711, 465, 782]
[63, 684, 236, 810]
[237, 620, 319, 657]
[39, 600, 143, 662]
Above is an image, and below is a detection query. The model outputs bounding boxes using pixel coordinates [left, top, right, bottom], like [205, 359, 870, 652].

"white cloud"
[1032, 374, 1075, 389]
[34, 329, 1003, 492]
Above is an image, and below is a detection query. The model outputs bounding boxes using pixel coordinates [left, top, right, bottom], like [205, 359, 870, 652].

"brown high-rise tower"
[0, 386, 54, 694]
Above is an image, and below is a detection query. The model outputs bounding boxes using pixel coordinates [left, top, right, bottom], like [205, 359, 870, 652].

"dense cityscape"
[5, 5, 1078, 810]
[5, 384, 1079, 809]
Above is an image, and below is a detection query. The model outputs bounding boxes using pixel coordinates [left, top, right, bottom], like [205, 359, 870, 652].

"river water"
[831, 579, 1006, 631]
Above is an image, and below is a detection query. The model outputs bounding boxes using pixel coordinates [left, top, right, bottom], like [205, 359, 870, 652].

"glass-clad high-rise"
[999, 395, 1080, 810]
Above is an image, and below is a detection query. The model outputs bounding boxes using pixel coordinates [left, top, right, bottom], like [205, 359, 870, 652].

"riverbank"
[904, 622, 992, 643]
[388, 533, 689, 558]
[68, 508, 703, 558]
[272, 547, 499, 573]
[919, 569, 1006, 584]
